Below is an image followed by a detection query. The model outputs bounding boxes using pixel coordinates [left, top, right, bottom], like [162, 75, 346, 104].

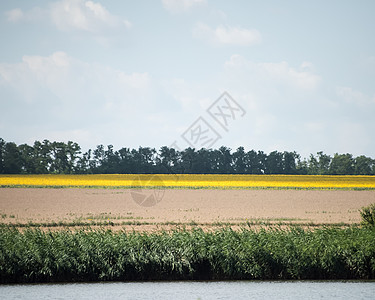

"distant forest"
[0, 138, 374, 175]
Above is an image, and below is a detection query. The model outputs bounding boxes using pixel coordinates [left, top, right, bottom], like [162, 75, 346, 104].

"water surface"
[1, 281, 374, 299]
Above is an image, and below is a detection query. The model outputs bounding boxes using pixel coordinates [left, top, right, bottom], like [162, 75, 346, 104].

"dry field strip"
[1, 188, 374, 231]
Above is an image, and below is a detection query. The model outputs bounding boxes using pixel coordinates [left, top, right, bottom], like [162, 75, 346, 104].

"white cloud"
[5, 7, 45, 23]
[0, 52, 169, 149]
[193, 22, 261, 46]
[5, 0, 131, 33]
[161, 78, 211, 113]
[224, 54, 320, 90]
[50, 0, 131, 32]
[5, 8, 24, 22]
[0, 51, 151, 111]
[158, 55, 322, 153]
[336, 86, 375, 106]
[162, 0, 206, 13]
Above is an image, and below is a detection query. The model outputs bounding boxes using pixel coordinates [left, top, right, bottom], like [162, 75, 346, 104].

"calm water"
[1, 281, 374, 300]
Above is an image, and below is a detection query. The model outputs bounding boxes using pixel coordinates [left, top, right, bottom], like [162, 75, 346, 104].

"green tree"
[33, 140, 53, 174]
[233, 146, 246, 174]
[308, 151, 331, 175]
[0, 138, 5, 174]
[75, 150, 92, 174]
[329, 153, 354, 175]
[282, 151, 298, 174]
[18, 143, 36, 173]
[50, 141, 69, 173]
[92, 144, 105, 173]
[195, 148, 213, 174]
[3, 142, 22, 174]
[265, 151, 283, 174]
[180, 148, 200, 173]
[296, 157, 308, 175]
[354, 155, 374, 175]
[117, 147, 134, 174]
[317, 151, 331, 175]
[243, 150, 264, 174]
[102, 145, 120, 173]
[158, 146, 181, 174]
[66, 141, 81, 173]
[217, 146, 233, 174]
[307, 154, 319, 174]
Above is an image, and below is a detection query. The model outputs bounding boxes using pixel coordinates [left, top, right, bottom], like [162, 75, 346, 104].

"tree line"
[0, 138, 374, 175]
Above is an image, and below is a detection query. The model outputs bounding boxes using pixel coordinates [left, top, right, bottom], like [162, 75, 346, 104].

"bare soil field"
[1, 188, 374, 230]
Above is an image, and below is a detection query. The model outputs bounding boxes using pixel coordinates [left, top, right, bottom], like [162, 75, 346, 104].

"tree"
[243, 150, 263, 174]
[307, 151, 331, 175]
[354, 155, 374, 175]
[265, 151, 284, 174]
[217, 146, 233, 174]
[157, 146, 181, 174]
[117, 147, 134, 174]
[0, 138, 5, 174]
[307, 154, 319, 175]
[92, 144, 105, 173]
[33, 140, 53, 174]
[282, 151, 297, 174]
[132, 147, 157, 173]
[102, 145, 120, 173]
[180, 148, 200, 174]
[66, 141, 81, 173]
[50, 141, 69, 173]
[3, 142, 22, 174]
[75, 150, 92, 174]
[296, 157, 308, 175]
[317, 151, 331, 175]
[233, 147, 246, 174]
[1, 138, 374, 176]
[329, 153, 354, 175]
[18, 143, 36, 173]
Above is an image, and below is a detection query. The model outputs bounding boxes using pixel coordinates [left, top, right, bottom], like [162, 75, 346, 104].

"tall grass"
[0, 226, 374, 283]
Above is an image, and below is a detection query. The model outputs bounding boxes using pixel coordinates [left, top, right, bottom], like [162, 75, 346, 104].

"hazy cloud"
[5, 7, 45, 23]
[225, 54, 320, 90]
[336, 86, 375, 106]
[5, 0, 131, 33]
[50, 0, 131, 32]
[5, 8, 24, 22]
[193, 22, 261, 46]
[162, 0, 206, 13]
[0, 51, 152, 116]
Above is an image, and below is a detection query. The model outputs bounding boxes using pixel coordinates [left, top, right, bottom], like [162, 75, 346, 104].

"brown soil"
[0, 188, 374, 230]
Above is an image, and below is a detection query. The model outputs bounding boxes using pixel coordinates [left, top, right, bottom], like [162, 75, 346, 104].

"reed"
[0, 226, 374, 283]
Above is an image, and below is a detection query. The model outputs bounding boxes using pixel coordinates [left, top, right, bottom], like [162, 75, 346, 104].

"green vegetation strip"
[0, 220, 354, 228]
[1, 226, 374, 283]
[1, 184, 375, 191]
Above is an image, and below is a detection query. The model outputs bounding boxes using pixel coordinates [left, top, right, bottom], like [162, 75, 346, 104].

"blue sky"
[1, 0, 374, 158]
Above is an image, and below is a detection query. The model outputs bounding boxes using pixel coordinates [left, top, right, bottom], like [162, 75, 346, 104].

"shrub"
[360, 203, 375, 226]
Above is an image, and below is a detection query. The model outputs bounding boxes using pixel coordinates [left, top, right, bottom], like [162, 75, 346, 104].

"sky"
[0, 0, 374, 158]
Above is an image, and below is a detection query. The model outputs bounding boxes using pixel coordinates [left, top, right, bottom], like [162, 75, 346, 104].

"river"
[1, 281, 374, 299]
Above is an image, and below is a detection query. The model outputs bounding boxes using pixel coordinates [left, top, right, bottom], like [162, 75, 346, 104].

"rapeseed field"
[1, 174, 375, 190]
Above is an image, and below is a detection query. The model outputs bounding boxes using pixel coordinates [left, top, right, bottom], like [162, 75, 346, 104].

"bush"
[360, 203, 375, 226]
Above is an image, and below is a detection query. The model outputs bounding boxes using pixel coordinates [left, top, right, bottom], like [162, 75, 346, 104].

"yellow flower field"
[1, 174, 375, 190]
